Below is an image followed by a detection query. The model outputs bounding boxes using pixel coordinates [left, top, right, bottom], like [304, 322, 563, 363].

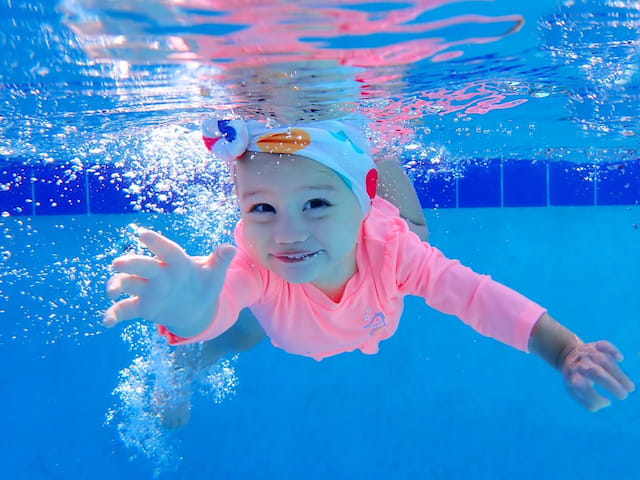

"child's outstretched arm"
[103, 228, 237, 338]
[528, 313, 635, 411]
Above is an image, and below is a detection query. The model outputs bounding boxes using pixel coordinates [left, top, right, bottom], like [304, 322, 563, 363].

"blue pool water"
[1, 0, 640, 479]
[2, 206, 639, 479]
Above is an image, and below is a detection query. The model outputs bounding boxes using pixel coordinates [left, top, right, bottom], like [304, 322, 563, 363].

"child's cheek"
[242, 225, 263, 260]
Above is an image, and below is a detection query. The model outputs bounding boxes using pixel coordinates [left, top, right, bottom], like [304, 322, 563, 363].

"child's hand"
[103, 228, 236, 338]
[560, 340, 635, 412]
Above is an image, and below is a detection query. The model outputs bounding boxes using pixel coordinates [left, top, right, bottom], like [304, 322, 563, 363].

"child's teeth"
[286, 251, 321, 260]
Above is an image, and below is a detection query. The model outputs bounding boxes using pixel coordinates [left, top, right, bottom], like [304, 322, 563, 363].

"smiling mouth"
[274, 250, 325, 263]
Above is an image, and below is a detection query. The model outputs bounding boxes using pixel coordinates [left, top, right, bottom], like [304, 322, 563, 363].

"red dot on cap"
[203, 136, 220, 151]
[366, 168, 378, 199]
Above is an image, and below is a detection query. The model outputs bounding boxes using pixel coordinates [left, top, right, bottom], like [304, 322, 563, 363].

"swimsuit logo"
[363, 308, 386, 337]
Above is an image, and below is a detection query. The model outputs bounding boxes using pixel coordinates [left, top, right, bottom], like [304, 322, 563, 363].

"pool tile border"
[33, 164, 89, 215]
[503, 160, 547, 207]
[1, 159, 639, 216]
[458, 159, 502, 208]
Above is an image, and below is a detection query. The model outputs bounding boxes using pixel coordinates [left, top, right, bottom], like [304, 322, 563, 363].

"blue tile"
[413, 169, 457, 208]
[137, 184, 178, 214]
[88, 165, 137, 214]
[503, 160, 547, 207]
[33, 164, 88, 215]
[88, 164, 184, 214]
[596, 160, 640, 205]
[549, 161, 595, 206]
[0, 166, 33, 216]
[458, 159, 501, 208]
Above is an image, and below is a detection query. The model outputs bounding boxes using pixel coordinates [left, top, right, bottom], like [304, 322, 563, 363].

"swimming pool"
[1, 0, 639, 479]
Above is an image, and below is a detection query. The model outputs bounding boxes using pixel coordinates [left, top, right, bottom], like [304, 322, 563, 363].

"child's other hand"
[561, 340, 635, 412]
[103, 228, 236, 338]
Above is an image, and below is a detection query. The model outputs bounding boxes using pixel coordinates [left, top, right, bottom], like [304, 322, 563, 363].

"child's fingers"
[106, 273, 147, 299]
[112, 255, 163, 278]
[598, 355, 636, 396]
[103, 297, 143, 327]
[580, 391, 611, 412]
[584, 363, 633, 401]
[106, 273, 125, 299]
[205, 244, 237, 271]
[592, 341, 635, 393]
[594, 340, 624, 361]
[617, 371, 636, 393]
[138, 228, 190, 265]
[566, 373, 611, 412]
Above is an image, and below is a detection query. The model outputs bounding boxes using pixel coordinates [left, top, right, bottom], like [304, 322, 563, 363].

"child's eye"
[249, 203, 275, 214]
[304, 198, 331, 210]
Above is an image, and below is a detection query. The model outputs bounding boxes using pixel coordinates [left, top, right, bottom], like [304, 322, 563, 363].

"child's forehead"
[236, 151, 339, 180]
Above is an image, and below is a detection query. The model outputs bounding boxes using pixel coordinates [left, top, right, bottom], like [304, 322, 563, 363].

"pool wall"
[2, 158, 640, 216]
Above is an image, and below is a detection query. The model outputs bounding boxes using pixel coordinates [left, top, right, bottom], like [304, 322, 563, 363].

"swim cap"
[202, 117, 378, 218]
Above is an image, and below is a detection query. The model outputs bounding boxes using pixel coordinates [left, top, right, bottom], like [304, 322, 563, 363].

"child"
[104, 117, 634, 424]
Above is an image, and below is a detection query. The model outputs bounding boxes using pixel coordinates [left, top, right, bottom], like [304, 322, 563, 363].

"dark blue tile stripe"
[503, 160, 547, 207]
[0, 166, 33, 216]
[458, 159, 501, 208]
[88, 164, 141, 214]
[413, 170, 456, 209]
[548, 161, 596, 206]
[596, 160, 640, 205]
[33, 164, 88, 215]
[1, 159, 639, 216]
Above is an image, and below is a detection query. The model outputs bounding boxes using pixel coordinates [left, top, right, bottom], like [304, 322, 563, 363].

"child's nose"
[274, 216, 309, 244]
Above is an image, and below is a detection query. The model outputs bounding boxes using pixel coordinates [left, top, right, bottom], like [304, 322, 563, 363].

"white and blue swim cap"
[202, 117, 378, 218]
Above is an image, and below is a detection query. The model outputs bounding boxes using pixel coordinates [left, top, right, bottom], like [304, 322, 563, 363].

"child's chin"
[267, 258, 323, 284]
[270, 264, 320, 284]
[276, 270, 317, 284]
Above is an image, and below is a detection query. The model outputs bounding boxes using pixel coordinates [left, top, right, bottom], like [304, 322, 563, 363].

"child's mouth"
[275, 250, 325, 263]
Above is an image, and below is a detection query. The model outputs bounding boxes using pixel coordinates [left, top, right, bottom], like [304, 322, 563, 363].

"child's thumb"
[207, 244, 237, 270]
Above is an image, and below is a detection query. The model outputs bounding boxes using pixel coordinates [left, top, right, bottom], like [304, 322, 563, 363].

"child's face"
[235, 152, 362, 295]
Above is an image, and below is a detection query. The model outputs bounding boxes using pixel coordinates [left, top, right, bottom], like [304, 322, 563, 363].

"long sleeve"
[366, 197, 545, 352]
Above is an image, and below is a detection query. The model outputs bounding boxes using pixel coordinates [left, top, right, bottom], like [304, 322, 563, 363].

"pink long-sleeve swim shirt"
[160, 197, 546, 360]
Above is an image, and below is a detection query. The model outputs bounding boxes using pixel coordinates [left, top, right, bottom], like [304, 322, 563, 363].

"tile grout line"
[593, 163, 598, 206]
[85, 168, 92, 215]
[499, 159, 504, 208]
[29, 166, 36, 216]
[545, 160, 550, 207]
[455, 170, 459, 208]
